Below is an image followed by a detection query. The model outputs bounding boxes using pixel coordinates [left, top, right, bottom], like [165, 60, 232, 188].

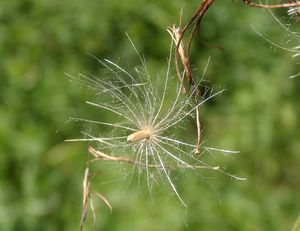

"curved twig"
[88, 146, 219, 170]
[242, 0, 300, 9]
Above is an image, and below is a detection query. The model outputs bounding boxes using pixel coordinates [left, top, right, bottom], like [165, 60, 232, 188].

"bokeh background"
[1, 0, 300, 230]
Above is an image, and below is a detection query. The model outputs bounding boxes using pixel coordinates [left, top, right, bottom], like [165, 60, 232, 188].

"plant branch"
[242, 0, 300, 9]
[88, 146, 219, 170]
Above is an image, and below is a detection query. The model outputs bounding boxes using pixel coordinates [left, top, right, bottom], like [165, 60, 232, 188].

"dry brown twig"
[167, 26, 202, 154]
[88, 146, 219, 170]
[242, 0, 300, 9]
[179, 0, 300, 62]
[169, 0, 300, 151]
[80, 166, 112, 231]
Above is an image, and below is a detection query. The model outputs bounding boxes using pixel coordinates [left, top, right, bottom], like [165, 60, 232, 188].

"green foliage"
[0, 0, 299, 230]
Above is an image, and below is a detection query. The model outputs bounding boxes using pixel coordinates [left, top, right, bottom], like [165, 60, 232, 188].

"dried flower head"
[67, 36, 245, 207]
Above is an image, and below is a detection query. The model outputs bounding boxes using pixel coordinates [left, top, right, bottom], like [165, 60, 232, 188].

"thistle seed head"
[66, 36, 245, 206]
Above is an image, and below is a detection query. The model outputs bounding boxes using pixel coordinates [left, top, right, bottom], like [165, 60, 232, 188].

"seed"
[127, 130, 151, 142]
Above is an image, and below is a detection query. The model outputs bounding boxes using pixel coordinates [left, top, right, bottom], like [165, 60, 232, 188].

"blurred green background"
[0, 0, 299, 230]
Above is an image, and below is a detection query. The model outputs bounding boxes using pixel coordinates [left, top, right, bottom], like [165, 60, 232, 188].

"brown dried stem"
[80, 166, 112, 231]
[88, 146, 219, 170]
[242, 0, 300, 9]
[170, 0, 300, 152]
[168, 1, 216, 153]
[180, 0, 300, 57]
